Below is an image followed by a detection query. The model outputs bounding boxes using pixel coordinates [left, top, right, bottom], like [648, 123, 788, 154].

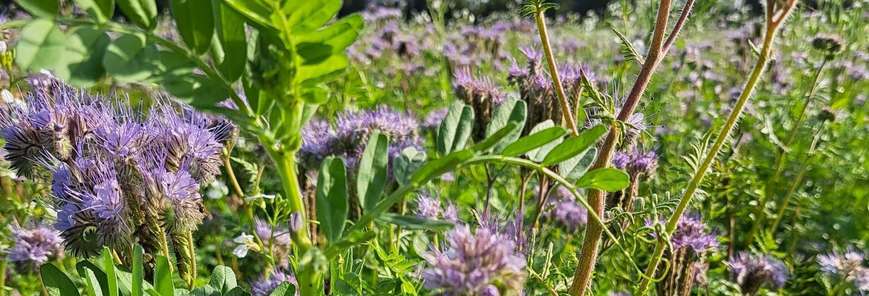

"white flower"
[233, 244, 249, 258]
[232, 232, 257, 258]
[1, 89, 14, 103]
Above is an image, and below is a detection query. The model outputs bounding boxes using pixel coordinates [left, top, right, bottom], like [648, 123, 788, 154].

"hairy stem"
[636, 2, 797, 293]
[533, 9, 579, 135]
[568, 0, 681, 293]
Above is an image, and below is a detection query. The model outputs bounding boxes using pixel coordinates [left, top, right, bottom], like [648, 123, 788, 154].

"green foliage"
[436, 101, 475, 155]
[356, 131, 389, 212]
[316, 157, 349, 243]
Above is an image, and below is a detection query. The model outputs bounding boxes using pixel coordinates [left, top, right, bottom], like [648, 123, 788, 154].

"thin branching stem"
[532, 5, 580, 135]
[635, 2, 797, 293]
[568, 0, 685, 294]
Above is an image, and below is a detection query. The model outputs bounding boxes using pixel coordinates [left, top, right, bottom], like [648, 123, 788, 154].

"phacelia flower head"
[613, 149, 658, 177]
[727, 252, 789, 294]
[300, 106, 421, 170]
[416, 194, 442, 219]
[251, 269, 299, 296]
[818, 249, 869, 290]
[422, 224, 526, 296]
[546, 187, 587, 232]
[8, 224, 64, 269]
[668, 214, 718, 254]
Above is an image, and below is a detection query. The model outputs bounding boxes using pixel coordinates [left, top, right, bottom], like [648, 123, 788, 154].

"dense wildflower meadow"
[0, 0, 867, 295]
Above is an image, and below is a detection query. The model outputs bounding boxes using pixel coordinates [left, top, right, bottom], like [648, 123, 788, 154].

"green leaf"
[559, 147, 596, 181]
[189, 285, 219, 296]
[484, 98, 527, 152]
[154, 256, 174, 296]
[15, 0, 58, 18]
[316, 157, 349, 243]
[63, 26, 111, 86]
[269, 283, 296, 296]
[576, 168, 630, 191]
[283, 0, 341, 32]
[212, 0, 247, 81]
[295, 14, 363, 64]
[102, 33, 159, 82]
[171, 0, 214, 54]
[14, 19, 66, 73]
[409, 150, 474, 186]
[81, 265, 104, 296]
[294, 54, 348, 84]
[132, 245, 144, 296]
[208, 266, 237, 294]
[101, 247, 119, 296]
[158, 73, 230, 108]
[541, 125, 606, 166]
[223, 0, 274, 29]
[225, 287, 247, 296]
[41, 264, 80, 296]
[75, 0, 114, 23]
[393, 147, 426, 187]
[117, 0, 157, 29]
[436, 101, 474, 155]
[501, 124, 567, 158]
[473, 122, 519, 152]
[376, 213, 454, 231]
[76, 261, 109, 296]
[357, 131, 389, 212]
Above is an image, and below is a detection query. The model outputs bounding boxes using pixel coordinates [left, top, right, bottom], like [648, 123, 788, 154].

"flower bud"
[812, 35, 843, 56]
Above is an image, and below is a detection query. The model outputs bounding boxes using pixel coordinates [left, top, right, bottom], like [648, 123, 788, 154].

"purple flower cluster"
[818, 249, 869, 291]
[612, 149, 658, 177]
[251, 269, 299, 296]
[300, 106, 421, 170]
[453, 68, 506, 139]
[443, 21, 521, 70]
[422, 224, 526, 295]
[546, 187, 588, 232]
[415, 194, 458, 222]
[727, 252, 789, 294]
[0, 77, 232, 256]
[508, 47, 594, 133]
[8, 224, 64, 268]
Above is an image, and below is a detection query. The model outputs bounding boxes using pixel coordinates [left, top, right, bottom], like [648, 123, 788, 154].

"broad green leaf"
[357, 131, 389, 212]
[41, 264, 80, 296]
[501, 124, 566, 158]
[576, 168, 630, 191]
[541, 125, 606, 166]
[316, 157, 349, 243]
[117, 0, 157, 29]
[473, 122, 519, 152]
[14, 19, 66, 73]
[527, 121, 565, 162]
[76, 261, 109, 296]
[213, 0, 246, 81]
[116, 269, 155, 296]
[284, 0, 341, 32]
[154, 256, 174, 296]
[376, 213, 454, 231]
[75, 0, 114, 23]
[102, 33, 159, 82]
[559, 147, 596, 181]
[436, 102, 474, 155]
[63, 26, 110, 86]
[132, 245, 144, 296]
[171, 0, 214, 54]
[189, 285, 218, 296]
[101, 248, 119, 296]
[269, 283, 296, 296]
[223, 0, 274, 29]
[484, 98, 527, 152]
[15, 0, 58, 17]
[393, 147, 426, 186]
[409, 150, 474, 186]
[295, 14, 363, 64]
[225, 287, 246, 296]
[82, 266, 103, 296]
[158, 73, 230, 108]
[209, 266, 237, 294]
[294, 54, 348, 84]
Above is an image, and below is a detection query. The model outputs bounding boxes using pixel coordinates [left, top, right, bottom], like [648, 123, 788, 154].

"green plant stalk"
[769, 123, 825, 233]
[635, 2, 795, 292]
[746, 57, 828, 245]
[0, 256, 6, 296]
[569, 0, 681, 293]
[533, 8, 579, 135]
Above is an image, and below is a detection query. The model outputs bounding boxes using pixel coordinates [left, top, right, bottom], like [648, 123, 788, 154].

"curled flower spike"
[727, 252, 789, 294]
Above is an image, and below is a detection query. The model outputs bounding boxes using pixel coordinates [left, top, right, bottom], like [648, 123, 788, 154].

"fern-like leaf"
[610, 26, 645, 65]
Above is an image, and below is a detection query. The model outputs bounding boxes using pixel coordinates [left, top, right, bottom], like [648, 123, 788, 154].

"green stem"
[0, 256, 6, 296]
[533, 9, 579, 135]
[635, 2, 796, 292]
[746, 58, 828, 245]
[769, 123, 825, 233]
